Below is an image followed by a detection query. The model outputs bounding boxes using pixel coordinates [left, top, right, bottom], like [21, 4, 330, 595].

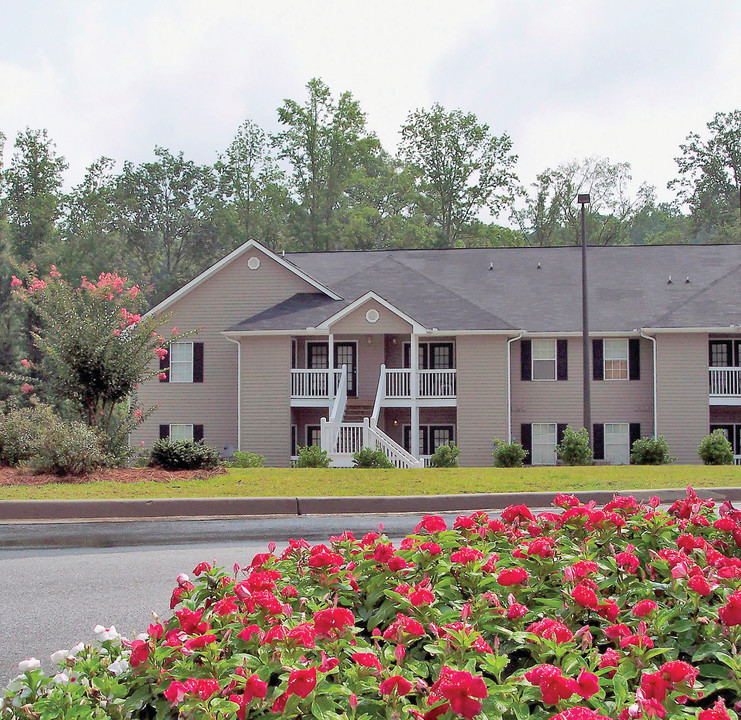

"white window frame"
[532, 339, 557, 382]
[170, 341, 194, 383]
[604, 422, 630, 465]
[604, 339, 628, 381]
[169, 423, 194, 441]
[531, 422, 557, 465]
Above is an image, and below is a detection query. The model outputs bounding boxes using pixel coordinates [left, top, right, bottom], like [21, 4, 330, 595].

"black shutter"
[159, 351, 169, 382]
[521, 340, 532, 381]
[194, 424, 204, 442]
[593, 423, 604, 460]
[159, 424, 169, 440]
[403, 344, 410, 369]
[556, 339, 568, 381]
[629, 339, 640, 381]
[193, 342, 204, 383]
[557, 424, 568, 446]
[520, 424, 532, 465]
[592, 339, 604, 381]
[629, 423, 641, 448]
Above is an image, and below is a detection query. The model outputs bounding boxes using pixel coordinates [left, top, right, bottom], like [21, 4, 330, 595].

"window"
[169, 424, 194, 441]
[604, 339, 628, 380]
[403, 424, 455, 455]
[291, 425, 298, 457]
[604, 423, 630, 465]
[532, 423, 557, 465]
[403, 342, 455, 370]
[710, 341, 732, 368]
[306, 425, 322, 447]
[307, 343, 329, 370]
[532, 340, 556, 381]
[170, 342, 194, 383]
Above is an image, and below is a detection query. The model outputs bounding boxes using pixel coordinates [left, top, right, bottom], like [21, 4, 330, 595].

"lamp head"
[577, 193, 590, 205]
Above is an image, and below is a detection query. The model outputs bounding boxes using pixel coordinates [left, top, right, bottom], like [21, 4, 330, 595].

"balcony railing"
[291, 369, 343, 399]
[383, 368, 457, 399]
[709, 367, 741, 397]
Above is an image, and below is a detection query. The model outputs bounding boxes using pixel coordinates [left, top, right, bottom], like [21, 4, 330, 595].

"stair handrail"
[329, 364, 348, 425]
[370, 364, 386, 428]
[366, 422, 423, 468]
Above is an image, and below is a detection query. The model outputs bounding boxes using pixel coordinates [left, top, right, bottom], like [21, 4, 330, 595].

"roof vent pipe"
[489, 262, 494, 271]
[667, 275, 673, 284]
[685, 276, 690, 283]
[537, 262, 541, 269]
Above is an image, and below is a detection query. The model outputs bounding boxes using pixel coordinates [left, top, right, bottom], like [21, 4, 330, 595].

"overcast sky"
[1, 0, 740, 207]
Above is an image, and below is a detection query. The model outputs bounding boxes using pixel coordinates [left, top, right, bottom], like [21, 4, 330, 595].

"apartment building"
[133, 239, 741, 467]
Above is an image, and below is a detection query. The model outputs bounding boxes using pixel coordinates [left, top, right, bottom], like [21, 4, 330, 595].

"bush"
[229, 450, 266, 468]
[492, 437, 528, 467]
[556, 425, 593, 466]
[697, 429, 734, 465]
[0, 403, 104, 475]
[296, 445, 331, 468]
[150, 439, 221, 470]
[352, 447, 394, 468]
[429, 443, 460, 468]
[631, 434, 675, 465]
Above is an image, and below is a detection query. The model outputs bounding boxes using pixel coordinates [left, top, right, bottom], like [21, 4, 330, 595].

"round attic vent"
[365, 308, 380, 324]
[247, 256, 261, 270]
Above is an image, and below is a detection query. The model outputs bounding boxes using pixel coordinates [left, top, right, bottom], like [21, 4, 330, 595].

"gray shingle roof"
[227, 244, 741, 333]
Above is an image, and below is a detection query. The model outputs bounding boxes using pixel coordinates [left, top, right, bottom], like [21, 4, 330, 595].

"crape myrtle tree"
[8, 265, 181, 458]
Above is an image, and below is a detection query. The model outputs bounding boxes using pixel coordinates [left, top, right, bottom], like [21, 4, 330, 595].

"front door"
[334, 342, 357, 397]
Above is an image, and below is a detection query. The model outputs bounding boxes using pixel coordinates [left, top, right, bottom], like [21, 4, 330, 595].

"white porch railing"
[366, 420, 424, 469]
[709, 367, 741, 396]
[419, 369, 457, 398]
[291, 369, 343, 399]
[734, 455, 741, 466]
[385, 368, 411, 398]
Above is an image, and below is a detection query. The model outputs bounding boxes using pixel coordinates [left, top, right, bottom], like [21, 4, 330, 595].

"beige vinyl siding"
[133, 250, 320, 453]
[656, 332, 709, 464]
[329, 300, 413, 335]
[457, 336, 508, 466]
[511, 338, 654, 442]
[241, 335, 292, 466]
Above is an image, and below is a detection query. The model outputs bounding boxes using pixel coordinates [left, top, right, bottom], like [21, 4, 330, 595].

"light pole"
[578, 193, 591, 446]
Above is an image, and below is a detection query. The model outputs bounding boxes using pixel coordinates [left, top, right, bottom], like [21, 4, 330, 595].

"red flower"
[437, 667, 488, 719]
[286, 666, 316, 698]
[507, 602, 528, 620]
[501, 504, 534, 523]
[352, 652, 382, 672]
[598, 648, 620, 677]
[718, 591, 741, 626]
[526, 618, 573, 643]
[164, 680, 187, 705]
[549, 708, 610, 720]
[641, 672, 669, 701]
[409, 586, 435, 607]
[632, 599, 657, 617]
[497, 567, 529, 586]
[525, 665, 577, 705]
[698, 699, 732, 720]
[129, 639, 149, 667]
[596, 600, 620, 622]
[659, 660, 698, 686]
[571, 580, 599, 609]
[415, 515, 448, 533]
[313, 607, 355, 637]
[575, 668, 599, 699]
[379, 675, 413, 696]
[687, 574, 711, 596]
[243, 673, 268, 702]
[451, 548, 484, 564]
[420, 541, 442, 555]
[192, 562, 211, 576]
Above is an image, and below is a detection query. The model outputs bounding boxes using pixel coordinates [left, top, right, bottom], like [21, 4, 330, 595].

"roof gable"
[316, 292, 426, 333]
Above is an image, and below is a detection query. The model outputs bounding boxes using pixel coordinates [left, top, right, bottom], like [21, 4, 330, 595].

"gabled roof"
[315, 291, 427, 333]
[146, 239, 341, 318]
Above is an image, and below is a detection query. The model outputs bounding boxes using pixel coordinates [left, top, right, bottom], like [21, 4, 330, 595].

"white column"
[410, 333, 420, 458]
[328, 333, 334, 398]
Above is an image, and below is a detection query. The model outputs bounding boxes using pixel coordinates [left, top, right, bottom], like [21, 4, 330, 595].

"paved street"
[0, 512, 465, 683]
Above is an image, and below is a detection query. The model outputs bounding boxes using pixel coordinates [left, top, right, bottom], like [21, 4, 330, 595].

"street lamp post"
[578, 193, 592, 446]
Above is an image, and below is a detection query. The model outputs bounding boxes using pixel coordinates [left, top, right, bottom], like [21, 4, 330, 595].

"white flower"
[6, 675, 26, 693]
[176, 572, 190, 585]
[136, 632, 148, 641]
[50, 649, 70, 665]
[107, 658, 129, 676]
[52, 672, 69, 685]
[18, 658, 40, 673]
[94, 625, 119, 642]
[70, 642, 86, 656]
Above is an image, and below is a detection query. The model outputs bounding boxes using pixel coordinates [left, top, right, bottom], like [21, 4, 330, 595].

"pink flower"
[171, 327, 179, 335]
[158, 372, 167, 381]
[10, 275, 23, 288]
[20, 383, 34, 394]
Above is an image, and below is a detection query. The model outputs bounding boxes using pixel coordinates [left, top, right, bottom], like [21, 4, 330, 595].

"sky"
[1, 0, 740, 210]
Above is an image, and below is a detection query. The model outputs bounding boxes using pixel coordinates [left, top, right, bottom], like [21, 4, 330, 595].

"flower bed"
[3, 487, 741, 720]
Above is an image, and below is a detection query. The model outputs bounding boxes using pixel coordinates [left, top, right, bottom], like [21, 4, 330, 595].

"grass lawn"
[0, 465, 739, 501]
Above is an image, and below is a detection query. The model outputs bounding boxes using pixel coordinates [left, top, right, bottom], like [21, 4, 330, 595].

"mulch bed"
[0, 465, 228, 487]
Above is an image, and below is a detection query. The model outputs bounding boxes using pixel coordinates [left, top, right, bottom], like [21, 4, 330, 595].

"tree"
[516, 157, 650, 246]
[115, 147, 218, 302]
[669, 110, 741, 239]
[398, 103, 518, 247]
[214, 120, 291, 252]
[272, 78, 382, 250]
[1, 128, 67, 261]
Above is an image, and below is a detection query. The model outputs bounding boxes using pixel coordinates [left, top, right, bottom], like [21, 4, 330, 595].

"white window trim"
[169, 423, 194, 441]
[531, 339, 557, 382]
[170, 341, 194, 383]
[603, 338, 629, 382]
[604, 422, 630, 465]
[531, 422, 557, 465]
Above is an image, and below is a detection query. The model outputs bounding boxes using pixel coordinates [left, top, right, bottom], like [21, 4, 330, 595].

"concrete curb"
[1, 486, 741, 523]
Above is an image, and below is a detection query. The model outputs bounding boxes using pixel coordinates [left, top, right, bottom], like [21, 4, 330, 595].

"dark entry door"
[334, 342, 357, 397]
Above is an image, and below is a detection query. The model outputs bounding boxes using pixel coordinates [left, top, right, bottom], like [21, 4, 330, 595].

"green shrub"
[0, 404, 52, 466]
[492, 437, 528, 468]
[556, 426, 593, 466]
[149, 439, 221, 471]
[429, 443, 460, 468]
[296, 445, 331, 468]
[631, 435, 675, 465]
[230, 450, 266, 468]
[352, 447, 394, 468]
[31, 420, 105, 476]
[697, 429, 734, 465]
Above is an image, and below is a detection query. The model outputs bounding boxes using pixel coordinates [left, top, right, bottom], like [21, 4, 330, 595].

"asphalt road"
[0, 512, 465, 684]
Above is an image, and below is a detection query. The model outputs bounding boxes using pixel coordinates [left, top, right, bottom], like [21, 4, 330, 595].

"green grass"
[0, 465, 739, 501]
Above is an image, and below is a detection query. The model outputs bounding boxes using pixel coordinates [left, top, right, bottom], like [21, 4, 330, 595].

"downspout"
[226, 336, 242, 451]
[640, 330, 658, 438]
[507, 331, 524, 442]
